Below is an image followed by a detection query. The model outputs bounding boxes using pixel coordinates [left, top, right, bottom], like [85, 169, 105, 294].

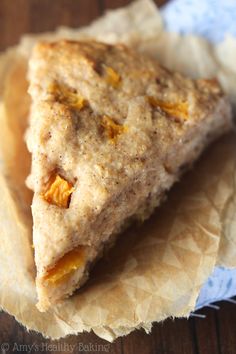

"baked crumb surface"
[26, 40, 232, 310]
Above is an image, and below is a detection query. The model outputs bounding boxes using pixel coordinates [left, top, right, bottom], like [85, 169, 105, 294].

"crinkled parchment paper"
[0, 0, 235, 342]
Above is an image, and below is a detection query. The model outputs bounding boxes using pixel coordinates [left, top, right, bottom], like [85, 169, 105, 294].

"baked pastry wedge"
[26, 40, 233, 311]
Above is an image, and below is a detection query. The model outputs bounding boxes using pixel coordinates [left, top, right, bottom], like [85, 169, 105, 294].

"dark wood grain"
[193, 308, 221, 354]
[0, 1, 236, 353]
[152, 317, 198, 354]
[216, 301, 236, 354]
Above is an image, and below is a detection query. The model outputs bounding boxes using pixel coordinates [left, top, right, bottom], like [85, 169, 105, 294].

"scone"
[26, 40, 233, 311]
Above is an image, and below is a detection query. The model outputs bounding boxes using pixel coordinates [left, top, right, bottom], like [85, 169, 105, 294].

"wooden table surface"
[0, 1, 236, 353]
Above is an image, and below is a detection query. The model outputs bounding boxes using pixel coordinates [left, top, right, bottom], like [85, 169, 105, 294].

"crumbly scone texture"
[26, 40, 233, 310]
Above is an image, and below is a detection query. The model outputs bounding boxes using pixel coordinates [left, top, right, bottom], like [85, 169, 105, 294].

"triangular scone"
[26, 40, 232, 311]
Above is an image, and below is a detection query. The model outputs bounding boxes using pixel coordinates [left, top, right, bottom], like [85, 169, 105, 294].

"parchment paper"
[0, 0, 235, 342]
